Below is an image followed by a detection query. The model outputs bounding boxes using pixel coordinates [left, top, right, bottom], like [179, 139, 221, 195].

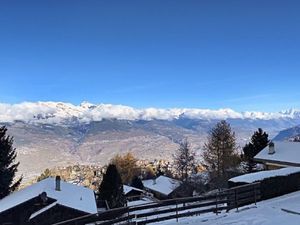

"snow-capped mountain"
[1, 101, 300, 124]
[1, 101, 300, 182]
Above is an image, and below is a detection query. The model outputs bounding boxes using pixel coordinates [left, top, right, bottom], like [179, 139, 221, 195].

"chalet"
[142, 175, 182, 199]
[229, 167, 300, 186]
[123, 185, 145, 201]
[254, 141, 300, 169]
[228, 167, 300, 201]
[0, 176, 97, 225]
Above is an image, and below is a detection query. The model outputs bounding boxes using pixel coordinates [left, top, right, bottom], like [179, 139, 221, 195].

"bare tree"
[173, 139, 197, 182]
[111, 152, 139, 184]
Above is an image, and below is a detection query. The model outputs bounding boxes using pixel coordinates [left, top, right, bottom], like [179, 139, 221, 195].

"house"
[228, 167, 300, 200]
[142, 175, 182, 199]
[123, 185, 155, 206]
[123, 185, 145, 201]
[0, 176, 97, 225]
[254, 141, 300, 169]
[228, 167, 300, 185]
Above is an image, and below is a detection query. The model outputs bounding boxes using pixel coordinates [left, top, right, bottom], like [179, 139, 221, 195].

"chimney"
[153, 177, 156, 185]
[55, 176, 61, 191]
[268, 142, 275, 155]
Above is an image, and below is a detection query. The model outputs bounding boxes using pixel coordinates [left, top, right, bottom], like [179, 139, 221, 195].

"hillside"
[273, 125, 300, 141]
[1, 102, 300, 182]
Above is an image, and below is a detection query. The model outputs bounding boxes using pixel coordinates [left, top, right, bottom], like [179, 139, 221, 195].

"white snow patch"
[229, 167, 300, 183]
[153, 190, 300, 225]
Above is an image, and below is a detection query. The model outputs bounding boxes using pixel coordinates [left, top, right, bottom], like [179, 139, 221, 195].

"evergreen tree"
[251, 128, 269, 155]
[242, 128, 269, 172]
[173, 140, 196, 182]
[0, 126, 22, 199]
[202, 120, 239, 187]
[98, 164, 125, 209]
[131, 176, 144, 190]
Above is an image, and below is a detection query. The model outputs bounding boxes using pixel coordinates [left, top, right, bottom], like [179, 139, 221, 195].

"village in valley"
[2, 122, 300, 225]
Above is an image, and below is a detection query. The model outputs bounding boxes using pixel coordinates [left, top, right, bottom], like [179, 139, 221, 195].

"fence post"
[127, 207, 130, 225]
[235, 189, 238, 212]
[215, 192, 218, 215]
[226, 191, 229, 212]
[135, 214, 138, 225]
[254, 184, 257, 205]
[176, 201, 178, 222]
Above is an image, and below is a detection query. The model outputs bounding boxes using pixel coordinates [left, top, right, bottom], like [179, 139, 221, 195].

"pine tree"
[173, 140, 196, 182]
[98, 164, 125, 209]
[251, 128, 269, 155]
[202, 120, 239, 187]
[242, 128, 269, 173]
[0, 126, 22, 199]
[131, 176, 144, 190]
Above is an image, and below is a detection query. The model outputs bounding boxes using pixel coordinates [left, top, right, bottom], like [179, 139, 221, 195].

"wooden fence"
[51, 182, 260, 225]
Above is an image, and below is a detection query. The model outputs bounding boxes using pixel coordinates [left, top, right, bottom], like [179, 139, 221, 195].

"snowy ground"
[152, 191, 300, 225]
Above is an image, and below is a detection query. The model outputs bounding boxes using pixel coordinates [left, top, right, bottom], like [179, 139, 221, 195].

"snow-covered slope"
[154, 190, 300, 225]
[273, 125, 300, 141]
[1, 101, 300, 124]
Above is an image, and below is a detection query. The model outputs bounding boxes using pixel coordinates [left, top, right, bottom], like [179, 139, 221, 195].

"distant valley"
[1, 102, 300, 182]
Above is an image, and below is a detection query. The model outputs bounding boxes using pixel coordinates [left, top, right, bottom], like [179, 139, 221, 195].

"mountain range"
[1, 101, 300, 182]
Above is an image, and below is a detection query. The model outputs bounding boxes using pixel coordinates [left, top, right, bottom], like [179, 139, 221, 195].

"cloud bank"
[0, 101, 298, 124]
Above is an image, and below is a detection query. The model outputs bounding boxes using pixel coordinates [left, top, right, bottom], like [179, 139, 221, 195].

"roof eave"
[254, 157, 300, 167]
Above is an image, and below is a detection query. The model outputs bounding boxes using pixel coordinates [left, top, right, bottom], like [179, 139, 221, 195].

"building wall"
[30, 204, 87, 225]
[0, 198, 88, 225]
[0, 196, 56, 225]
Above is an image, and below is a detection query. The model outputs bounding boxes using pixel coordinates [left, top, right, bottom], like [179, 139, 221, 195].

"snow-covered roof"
[0, 178, 97, 214]
[229, 167, 300, 183]
[142, 176, 181, 196]
[255, 141, 300, 166]
[123, 185, 145, 195]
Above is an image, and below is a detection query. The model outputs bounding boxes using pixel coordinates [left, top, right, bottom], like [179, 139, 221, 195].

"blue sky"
[1, 1, 300, 112]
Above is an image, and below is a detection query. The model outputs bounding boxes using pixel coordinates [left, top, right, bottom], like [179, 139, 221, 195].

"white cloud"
[0, 101, 298, 124]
